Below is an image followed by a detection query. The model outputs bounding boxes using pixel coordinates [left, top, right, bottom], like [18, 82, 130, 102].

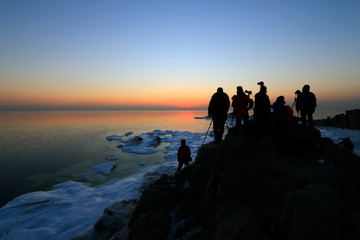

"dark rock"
[129, 207, 172, 240]
[346, 109, 360, 129]
[88, 199, 137, 240]
[315, 109, 360, 129]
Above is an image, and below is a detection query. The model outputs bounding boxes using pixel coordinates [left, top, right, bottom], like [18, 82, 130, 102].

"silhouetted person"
[208, 87, 230, 143]
[254, 85, 271, 133]
[272, 96, 289, 137]
[272, 96, 287, 121]
[296, 85, 317, 127]
[339, 137, 354, 152]
[232, 86, 253, 127]
[177, 139, 191, 172]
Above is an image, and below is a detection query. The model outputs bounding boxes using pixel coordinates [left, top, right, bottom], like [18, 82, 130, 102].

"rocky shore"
[74, 119, 360, 240]
[315, 109, 360, 129]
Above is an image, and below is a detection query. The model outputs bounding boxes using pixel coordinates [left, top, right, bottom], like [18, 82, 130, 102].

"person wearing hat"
[208, 87, 230, 143]
[177, 139, 192, 172]
[232, 86, 253, 127]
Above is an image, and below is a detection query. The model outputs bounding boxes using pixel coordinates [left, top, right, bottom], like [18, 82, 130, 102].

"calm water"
[0, 109, 343, 207]
[0, 110, 210, 207]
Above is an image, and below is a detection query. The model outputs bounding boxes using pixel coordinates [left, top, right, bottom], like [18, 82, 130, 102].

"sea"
[0, 109, 344, 207]
[0, 109, 359, 240]
[0, 110, 213, 207]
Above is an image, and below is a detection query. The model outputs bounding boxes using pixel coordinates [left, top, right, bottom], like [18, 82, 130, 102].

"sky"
[1, 0, 359, 111]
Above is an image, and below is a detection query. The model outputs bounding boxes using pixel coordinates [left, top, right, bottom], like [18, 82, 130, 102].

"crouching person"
[177, 139, 192, 172]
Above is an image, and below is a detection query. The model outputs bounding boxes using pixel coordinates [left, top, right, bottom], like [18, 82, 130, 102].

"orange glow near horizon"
[1, 80, 359, 110]
[0, 87, 210, 109]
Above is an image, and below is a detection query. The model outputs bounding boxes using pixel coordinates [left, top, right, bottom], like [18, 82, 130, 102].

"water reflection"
[0, 110, 209, 207]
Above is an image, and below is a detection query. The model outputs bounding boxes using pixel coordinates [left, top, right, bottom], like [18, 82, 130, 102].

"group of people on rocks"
[207, 82, 317, 143]
[176, 82, 317, 171]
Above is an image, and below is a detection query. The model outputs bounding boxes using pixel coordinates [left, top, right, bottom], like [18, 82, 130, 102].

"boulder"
[88, 199, 137, 240]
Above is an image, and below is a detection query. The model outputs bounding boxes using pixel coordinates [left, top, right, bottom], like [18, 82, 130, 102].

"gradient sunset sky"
[1, 0, 359, 111]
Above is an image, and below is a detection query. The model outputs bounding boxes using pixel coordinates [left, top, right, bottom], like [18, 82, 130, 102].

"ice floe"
[91, 162, 115, 175]
[104, 155, 118, 161]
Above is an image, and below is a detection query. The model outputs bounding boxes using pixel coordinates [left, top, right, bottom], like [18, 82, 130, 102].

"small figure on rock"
[231, 86, 253, 127]
[296, 85, 317, 127]
[339, 137, 354, 152]
[208, 87, 230, 143]
[177, 139, 192, 172]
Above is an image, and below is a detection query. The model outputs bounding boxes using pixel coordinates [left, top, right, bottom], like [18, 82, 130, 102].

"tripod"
[202, 120, 213, 146]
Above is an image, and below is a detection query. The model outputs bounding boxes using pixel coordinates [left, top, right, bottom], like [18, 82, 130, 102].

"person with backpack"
[231, 86, 253, 127]
[177, 139, 192, 172]
[272, 96, 287, 121]
[295, 85, 317, 127]
[208, 87, 230, 143]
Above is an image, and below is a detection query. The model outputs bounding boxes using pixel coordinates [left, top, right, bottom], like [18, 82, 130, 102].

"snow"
[0, 126, 359, 240]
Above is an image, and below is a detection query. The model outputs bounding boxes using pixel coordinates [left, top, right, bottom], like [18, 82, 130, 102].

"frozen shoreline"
[0, 126, 359, 240]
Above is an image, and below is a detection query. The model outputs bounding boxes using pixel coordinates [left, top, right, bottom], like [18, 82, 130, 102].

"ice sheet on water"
[104, 155, 118, 161]
[120, 133, 163, 154]
[105, 135, 121, 141]
[0, 125, 247, 240]
[125, 131, 133, 136]
[91, 162, 115, 175]
[316, 126, 360, 156]
[194, 116, 211, 119]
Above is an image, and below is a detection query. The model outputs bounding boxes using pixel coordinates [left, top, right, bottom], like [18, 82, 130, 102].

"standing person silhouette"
[177, 139, 191, 172]
[208, 87, 230, 143]
[296, 85, 317, 127]
[232, 86, 253, 127]
[254, 84, 271, 134]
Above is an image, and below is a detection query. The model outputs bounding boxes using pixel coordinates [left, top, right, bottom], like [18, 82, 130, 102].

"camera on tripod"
[245, 90, 252, 95]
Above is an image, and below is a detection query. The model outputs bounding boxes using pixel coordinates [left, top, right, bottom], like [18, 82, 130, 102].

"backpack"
[285, 105, 293, 120]
[178, 146, 191, 162]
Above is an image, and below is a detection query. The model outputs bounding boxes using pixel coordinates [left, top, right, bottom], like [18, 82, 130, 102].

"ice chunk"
[104, 155, 118, 161]
[121, 135, 156, 154]
[106, 135, 121, 141]
[91, 162, 115, 175]
[194, 116, 211, 119]
[124, 131, 133, 136]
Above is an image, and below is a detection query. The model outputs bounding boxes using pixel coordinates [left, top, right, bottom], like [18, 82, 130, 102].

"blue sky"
[1, 0, 359, 111]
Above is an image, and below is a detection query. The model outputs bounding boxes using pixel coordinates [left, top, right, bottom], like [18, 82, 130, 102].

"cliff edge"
[80, 120, 360, 240]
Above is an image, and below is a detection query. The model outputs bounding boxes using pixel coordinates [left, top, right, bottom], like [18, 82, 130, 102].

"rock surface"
[81, 119, 360, 240]
[315, 109, 360, 129]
